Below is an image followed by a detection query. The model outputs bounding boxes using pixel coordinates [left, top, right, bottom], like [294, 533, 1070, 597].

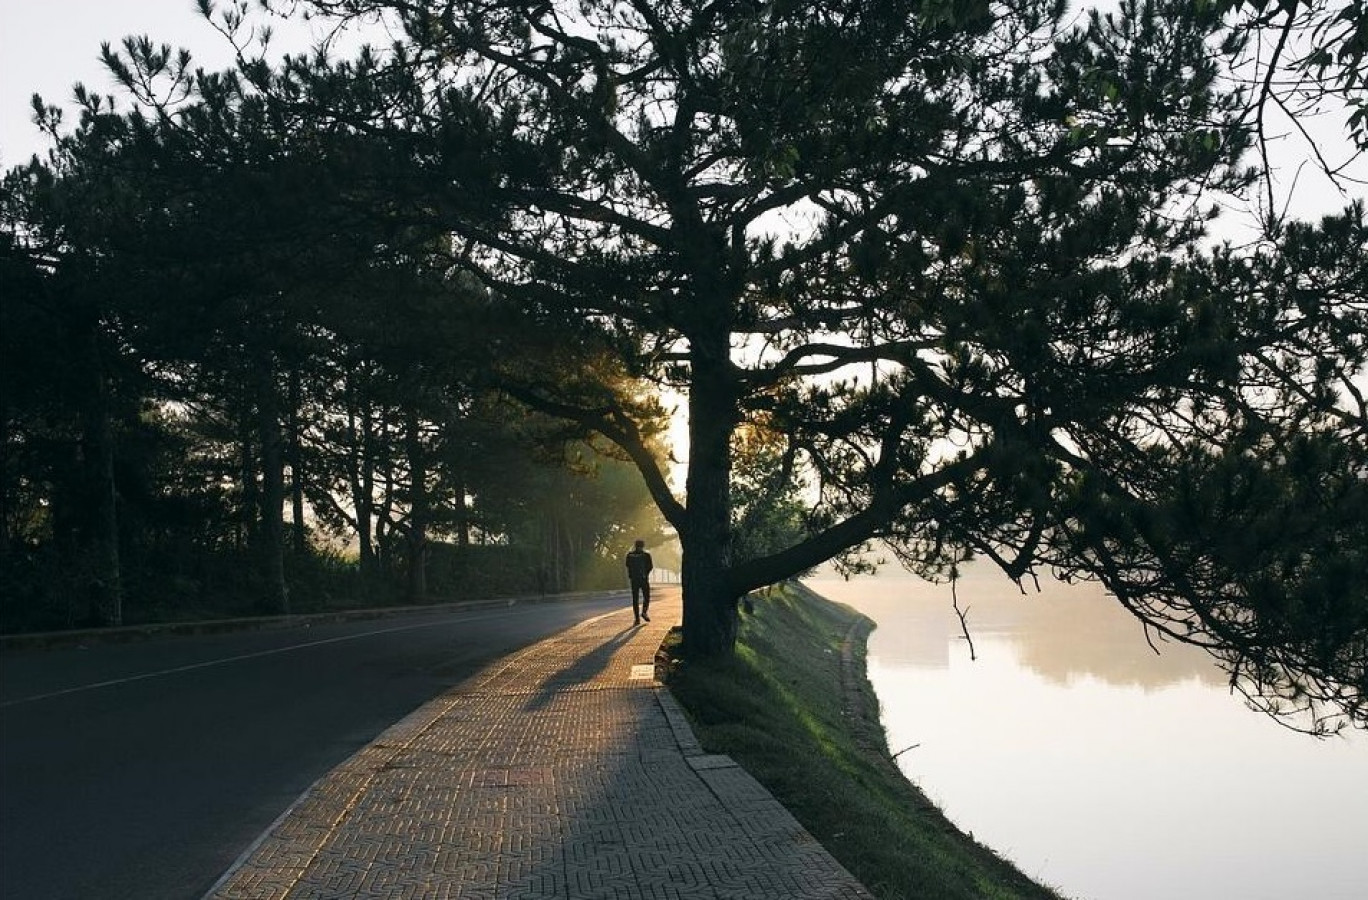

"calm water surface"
[807, 569, 1368, 900]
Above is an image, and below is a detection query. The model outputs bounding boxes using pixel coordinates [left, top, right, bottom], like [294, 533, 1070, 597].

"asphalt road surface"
[0, 593, 627, 900]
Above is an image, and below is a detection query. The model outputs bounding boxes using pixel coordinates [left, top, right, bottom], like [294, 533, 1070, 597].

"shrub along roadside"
[663, 581, 1066, 900]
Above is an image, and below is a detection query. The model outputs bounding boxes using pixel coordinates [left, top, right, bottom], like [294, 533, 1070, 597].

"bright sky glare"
[0, 0, 368, 168]
[4, 1, 1362, 215]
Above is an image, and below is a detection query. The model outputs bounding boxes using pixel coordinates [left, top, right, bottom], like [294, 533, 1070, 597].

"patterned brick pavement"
[206, 587, 872, 900]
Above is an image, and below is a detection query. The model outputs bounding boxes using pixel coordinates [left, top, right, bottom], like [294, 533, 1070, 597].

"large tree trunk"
[541, 513, 560, 594]
[287, 368, 307, 556]
[453, 476, 470, 548]
[359, 440, 376, 575]
[377, 457, 396, 575]
[238, 414, 257, 553]
[404, 406, 428, 603]
[681, 318, 740, 656]
[0, 413, 11, 560]
[81, 327, 122, 627]
[256, 361, 290, 615]
[345, 396, 377, 579]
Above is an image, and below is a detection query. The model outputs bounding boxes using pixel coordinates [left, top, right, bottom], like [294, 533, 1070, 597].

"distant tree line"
[0, 61, 671, 632]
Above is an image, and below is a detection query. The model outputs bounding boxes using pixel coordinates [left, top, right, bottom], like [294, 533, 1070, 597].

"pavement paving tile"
[206, 588, 873, 900]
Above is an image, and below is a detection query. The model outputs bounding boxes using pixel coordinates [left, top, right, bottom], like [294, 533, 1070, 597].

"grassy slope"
[665, 582, 1066, 900]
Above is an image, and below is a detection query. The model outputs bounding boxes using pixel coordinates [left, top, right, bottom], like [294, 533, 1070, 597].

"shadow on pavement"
[204, 587, 870, 899]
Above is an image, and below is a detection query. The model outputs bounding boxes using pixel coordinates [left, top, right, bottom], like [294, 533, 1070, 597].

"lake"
[806, 568, 1368, 900]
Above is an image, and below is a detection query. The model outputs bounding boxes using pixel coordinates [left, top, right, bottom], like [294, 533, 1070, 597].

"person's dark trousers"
[631, 581, 651, 622]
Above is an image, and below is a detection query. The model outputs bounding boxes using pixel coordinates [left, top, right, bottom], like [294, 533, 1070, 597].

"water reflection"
[847, 567, 1225, 690]
[808, 567, 1368, 900]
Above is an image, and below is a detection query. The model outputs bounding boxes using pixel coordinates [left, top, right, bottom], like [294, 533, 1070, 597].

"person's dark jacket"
[625, 549, 653, 584]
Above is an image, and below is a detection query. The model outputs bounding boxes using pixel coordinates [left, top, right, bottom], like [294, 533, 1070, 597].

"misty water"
[807, 568, 1368, 900]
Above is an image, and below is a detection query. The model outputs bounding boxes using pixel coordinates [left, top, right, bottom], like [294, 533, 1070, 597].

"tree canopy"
[0, 31, 667, 631]
[253, 0, 1366, 731]
[4, 0, 1365, 733]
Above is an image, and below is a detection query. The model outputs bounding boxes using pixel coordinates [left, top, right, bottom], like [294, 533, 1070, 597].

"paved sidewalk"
[206, 588, 873, 900]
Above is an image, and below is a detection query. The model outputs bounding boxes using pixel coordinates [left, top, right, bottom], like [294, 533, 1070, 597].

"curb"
[0, 590, 624, 652]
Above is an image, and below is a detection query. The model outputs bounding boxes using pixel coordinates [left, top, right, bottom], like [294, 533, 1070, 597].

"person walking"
[624, 539, 653, 624]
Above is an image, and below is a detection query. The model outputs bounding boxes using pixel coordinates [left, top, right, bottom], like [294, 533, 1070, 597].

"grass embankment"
[664, 582, 1065, 900]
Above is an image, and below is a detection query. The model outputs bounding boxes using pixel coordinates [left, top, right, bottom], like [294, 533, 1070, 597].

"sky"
[3, 1, 1362, 222]
[0, 0, 368, 168]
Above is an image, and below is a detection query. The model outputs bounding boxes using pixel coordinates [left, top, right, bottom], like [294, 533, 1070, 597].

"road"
[0, 593, 627, 900]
